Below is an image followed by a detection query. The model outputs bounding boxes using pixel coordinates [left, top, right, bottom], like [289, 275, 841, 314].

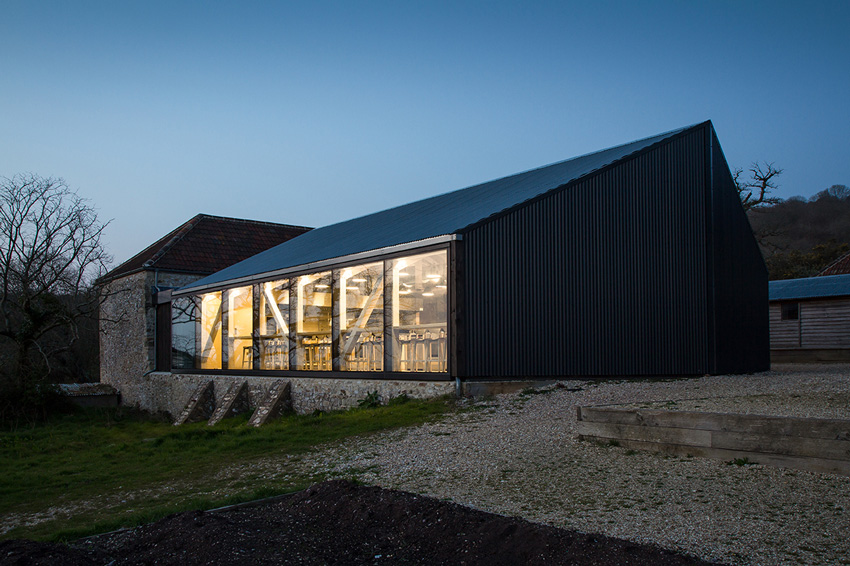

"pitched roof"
[178, 122, 706, 294]
[101, 214, 311, 282]
[769, 274, 850, 301]
[818, 252, 850, 276]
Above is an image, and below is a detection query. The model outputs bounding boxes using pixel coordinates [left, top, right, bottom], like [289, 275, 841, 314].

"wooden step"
[173, 381, 215, 425]
[208, 381, 250, 426]
[248, 381, 291, 427]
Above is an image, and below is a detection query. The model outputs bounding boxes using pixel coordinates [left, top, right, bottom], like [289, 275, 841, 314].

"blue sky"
[2, 1, 849, 264]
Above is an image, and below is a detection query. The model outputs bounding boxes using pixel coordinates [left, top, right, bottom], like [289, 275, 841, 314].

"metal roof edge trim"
[173, 234, 459, 297]
[768, 273, 850, 301]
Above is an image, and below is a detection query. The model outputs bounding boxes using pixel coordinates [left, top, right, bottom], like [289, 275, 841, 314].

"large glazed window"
[260, 280, 289, 370]
[171, 296, 197, 369]
[295, 271, 332, 370]
[390, 250, 448, 372]
[226, 286, 253, 370]
[339, 262, 384, 371]
[198, 291, 222, 369]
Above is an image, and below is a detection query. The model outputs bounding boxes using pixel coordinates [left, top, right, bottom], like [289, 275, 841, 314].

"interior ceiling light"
[351, 278, 367, 282]
[397, 271, 410, 276]
[315, 284, 329, 289]
[422, 292, 435, 297]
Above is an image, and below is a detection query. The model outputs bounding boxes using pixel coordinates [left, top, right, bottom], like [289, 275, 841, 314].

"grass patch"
[727, 457, 757, 467]
[0, 396, 454, 541]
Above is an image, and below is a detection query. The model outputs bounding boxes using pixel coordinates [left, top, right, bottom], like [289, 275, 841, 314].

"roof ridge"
[144, 215, 204, 268]
[192, 213, 311, 231]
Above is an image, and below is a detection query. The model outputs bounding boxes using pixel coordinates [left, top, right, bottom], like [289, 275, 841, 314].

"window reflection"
[199, 291, 222, 369]
[295, 271, 332, 370]
[171, 297, 196, 369]
[260, 280, 289, 370]
[226, 286, 253, 370]
[390, 251, 447, 372]
[339, 262, 384, 371]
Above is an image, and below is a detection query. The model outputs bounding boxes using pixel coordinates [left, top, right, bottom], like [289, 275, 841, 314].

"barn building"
[117, 121, 768, 417]
[147, 121, 769, 413]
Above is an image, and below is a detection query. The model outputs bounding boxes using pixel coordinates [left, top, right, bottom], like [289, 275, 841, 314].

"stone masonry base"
[119, 373, 457, 418]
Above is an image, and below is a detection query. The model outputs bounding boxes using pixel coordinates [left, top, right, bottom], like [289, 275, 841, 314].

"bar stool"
[398, 332, 412, 371]
[411, 331, 427, 372]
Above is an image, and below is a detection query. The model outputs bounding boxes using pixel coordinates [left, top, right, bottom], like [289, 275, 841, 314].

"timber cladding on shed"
[769, 274, 850, 362]
[166, 120, 769, 381]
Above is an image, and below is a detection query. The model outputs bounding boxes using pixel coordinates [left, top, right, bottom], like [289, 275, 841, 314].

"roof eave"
[173, 234, 460, 297]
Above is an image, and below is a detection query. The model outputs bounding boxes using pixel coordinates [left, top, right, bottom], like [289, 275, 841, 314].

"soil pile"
[1, 480, 723, 565]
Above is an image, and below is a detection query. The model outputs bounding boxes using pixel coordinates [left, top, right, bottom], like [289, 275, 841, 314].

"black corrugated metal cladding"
[462, 127, 717, 377]
[708, 131, 770, 373]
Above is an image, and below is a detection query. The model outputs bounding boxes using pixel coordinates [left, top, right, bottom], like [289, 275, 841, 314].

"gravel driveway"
[304, 364, 850, 566]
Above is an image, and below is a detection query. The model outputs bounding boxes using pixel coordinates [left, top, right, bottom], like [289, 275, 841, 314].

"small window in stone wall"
[171, 297, 197, 369]
[781, 302, 799, 320]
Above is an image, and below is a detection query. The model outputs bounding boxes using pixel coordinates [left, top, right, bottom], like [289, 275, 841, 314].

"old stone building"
[98, 215, 310, 409]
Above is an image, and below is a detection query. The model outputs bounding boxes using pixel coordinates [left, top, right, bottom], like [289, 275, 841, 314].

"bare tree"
[0, 174, 112, 393]
[734, 162, 783, 211]
[811, 184, 850, 201]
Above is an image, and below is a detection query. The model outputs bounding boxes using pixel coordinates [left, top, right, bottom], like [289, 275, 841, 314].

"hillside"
[747, 186, 850, 280]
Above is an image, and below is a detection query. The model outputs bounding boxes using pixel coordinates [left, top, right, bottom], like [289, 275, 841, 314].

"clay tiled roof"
[101, 214, 311, 282]
[818, 252, 850, 276]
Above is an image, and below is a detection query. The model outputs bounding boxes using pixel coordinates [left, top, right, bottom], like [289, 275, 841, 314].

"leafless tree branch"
[0, 174, 114, 391]
[734, 161, 783, 211]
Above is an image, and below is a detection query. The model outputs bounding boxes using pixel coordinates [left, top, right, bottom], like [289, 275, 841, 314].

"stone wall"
[100, 271, 149, 390]
[99, 270, 202, 397]
[123, 372, 456, 418]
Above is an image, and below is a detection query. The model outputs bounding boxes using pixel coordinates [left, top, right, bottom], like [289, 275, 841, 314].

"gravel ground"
[297, 364, 850, 566]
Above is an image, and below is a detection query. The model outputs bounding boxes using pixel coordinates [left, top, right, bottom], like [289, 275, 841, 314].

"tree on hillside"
[811, 184, 850, 202]
[0, 174, 113, 410]
[734, 162, 783, 211]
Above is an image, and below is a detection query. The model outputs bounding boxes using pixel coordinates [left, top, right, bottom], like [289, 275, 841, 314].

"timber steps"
[577, 406, 850, 476]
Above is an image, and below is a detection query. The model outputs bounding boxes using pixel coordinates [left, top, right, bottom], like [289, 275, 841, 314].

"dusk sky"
[2, 1, 849, 265]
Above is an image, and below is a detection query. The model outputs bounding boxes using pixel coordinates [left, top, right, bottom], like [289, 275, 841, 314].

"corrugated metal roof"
[769, 274, 850, 301]
[179, 123, 702, 294]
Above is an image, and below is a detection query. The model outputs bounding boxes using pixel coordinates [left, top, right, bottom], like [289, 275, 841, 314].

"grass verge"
[0, 395, 454, 541]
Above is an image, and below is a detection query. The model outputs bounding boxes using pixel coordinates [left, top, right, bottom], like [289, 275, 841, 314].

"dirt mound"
[2, 480, 723, 565]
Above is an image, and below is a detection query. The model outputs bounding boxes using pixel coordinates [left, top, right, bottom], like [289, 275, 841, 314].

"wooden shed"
[769, 274, 850, 362]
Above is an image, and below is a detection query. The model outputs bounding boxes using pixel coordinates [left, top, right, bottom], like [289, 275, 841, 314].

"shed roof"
[179, 122, 705, 294]
[769, 274, 850, 301]
[100, 214, 311, 282]
[818, 251, 850, 276]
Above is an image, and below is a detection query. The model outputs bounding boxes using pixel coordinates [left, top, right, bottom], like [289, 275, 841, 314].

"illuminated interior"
[175, 249, 447, 373]
[390, 251, 448, 372]
[199, 291, 222, 369]
[226, 286, 253, 370]
[340, 262, 384, 371]
[260, 280, 289, 370]
[295, 271, 332, 370]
